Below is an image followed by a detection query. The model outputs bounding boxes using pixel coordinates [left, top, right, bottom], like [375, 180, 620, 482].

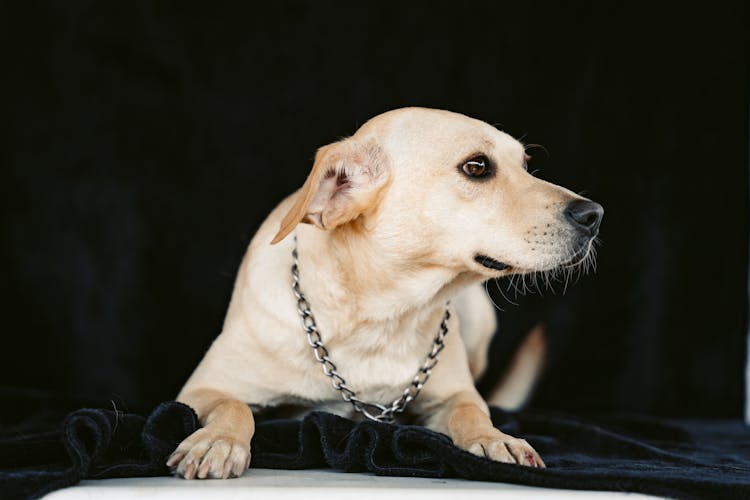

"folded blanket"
[1, 397, 749, 500]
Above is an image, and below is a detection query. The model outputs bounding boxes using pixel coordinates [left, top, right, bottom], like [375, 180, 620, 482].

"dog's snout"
[564, 200, 603, 236]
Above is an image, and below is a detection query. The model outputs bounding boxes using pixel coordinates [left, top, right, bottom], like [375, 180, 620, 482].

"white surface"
[44, 468, 657, 499]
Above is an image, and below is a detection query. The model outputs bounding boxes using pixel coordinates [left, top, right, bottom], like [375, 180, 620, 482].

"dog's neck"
[294, 225, 480, 325]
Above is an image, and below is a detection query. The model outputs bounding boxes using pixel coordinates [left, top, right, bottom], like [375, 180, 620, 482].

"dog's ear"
[271, 138, 389, 244]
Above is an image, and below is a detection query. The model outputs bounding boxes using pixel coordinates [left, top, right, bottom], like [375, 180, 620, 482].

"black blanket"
[2, 397, 749, 500]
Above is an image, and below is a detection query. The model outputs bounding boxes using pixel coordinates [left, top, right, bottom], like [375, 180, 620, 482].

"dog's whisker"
[535, 272, 545, 297]
[535, 271, 546, 297]
[484, 280, 508, 311]
[493, 278, 519, 307]
[523, 143, 550, 158]
[506, 247, 605, 299]
[510, 274, 523, 298]
[546, 269, 557, 294]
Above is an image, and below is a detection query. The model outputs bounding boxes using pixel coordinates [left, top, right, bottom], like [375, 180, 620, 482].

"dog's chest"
[282, 318, 438, 405]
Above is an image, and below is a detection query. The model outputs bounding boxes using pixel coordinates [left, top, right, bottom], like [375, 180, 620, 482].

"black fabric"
[2, 397, 750, 500]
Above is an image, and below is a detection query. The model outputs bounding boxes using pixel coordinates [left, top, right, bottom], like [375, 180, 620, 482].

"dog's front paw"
[166, 427, 250, 479]
[457, 429, 545, 468]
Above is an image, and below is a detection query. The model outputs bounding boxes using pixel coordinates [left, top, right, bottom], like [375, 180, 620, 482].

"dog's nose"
[564, 200, 603, 236]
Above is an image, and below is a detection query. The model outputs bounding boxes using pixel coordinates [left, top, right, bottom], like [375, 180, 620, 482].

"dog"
[167, 107, 603, 479]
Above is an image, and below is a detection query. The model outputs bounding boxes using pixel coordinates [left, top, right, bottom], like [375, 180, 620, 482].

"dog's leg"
[424, 389, 545, 467]
[167, 388, 254, 479]
[418, 309, 544, 467]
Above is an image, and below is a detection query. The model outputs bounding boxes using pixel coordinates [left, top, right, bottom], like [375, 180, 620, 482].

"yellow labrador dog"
[167, 107, 603, 479]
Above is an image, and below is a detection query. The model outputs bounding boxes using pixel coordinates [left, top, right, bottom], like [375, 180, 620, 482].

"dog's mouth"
[474, 254, 510, 272]
[475, 237, 595, 274]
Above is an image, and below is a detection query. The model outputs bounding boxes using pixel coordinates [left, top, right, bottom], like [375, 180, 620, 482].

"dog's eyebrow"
[458, 139, 495, 162]
[475, 138, 494, 153]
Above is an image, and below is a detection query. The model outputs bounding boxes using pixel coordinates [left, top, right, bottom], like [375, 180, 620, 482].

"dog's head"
[272, 108, 602, 280]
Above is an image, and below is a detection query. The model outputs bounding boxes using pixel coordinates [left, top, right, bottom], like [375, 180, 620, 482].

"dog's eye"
[461, 156, 490, 178]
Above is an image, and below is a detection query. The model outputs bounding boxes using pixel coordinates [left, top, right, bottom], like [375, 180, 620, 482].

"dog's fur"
[167, 108, 601, 479]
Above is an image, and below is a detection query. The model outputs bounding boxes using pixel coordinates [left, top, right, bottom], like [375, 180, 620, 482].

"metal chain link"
[291, 236, 450, 423]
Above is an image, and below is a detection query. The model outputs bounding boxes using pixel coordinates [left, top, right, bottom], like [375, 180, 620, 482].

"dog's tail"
[486, 324, 546, 410]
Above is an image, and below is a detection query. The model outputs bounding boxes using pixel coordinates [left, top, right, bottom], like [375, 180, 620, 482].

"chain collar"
[291, 236, 450, 423]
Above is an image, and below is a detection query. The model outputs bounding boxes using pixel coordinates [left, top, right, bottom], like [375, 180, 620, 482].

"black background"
[1, 2, 748, 417]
